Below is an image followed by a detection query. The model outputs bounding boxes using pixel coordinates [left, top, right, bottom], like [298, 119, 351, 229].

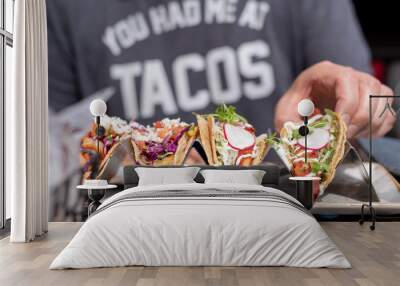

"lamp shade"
[90, 99, 107, 117]
[297, 99, 314, 117]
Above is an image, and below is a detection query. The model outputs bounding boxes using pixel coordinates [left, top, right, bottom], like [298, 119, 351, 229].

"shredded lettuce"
[212, 104, 247, 124]
[158, 152, 173, 159]
[311, 161, 329, 174]
[310, 119, 328, 129]
[264, 132, 281, 146]
[291, 129, 300, 140]
[324, 108, 336, 117]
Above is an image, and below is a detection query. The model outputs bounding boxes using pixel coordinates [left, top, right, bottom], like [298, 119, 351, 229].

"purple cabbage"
[103, 136, 117, 153]
[142, 126, 190, 161]
[166, 144, 177, 153]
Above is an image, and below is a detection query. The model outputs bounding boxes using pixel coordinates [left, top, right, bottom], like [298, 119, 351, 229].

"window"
[0, 0, 14, 229]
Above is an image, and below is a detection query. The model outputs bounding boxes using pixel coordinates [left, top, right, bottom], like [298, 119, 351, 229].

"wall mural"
[45, 0, 400, 222]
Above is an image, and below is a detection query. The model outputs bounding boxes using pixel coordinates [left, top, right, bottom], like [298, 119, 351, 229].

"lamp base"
[289, 177, 320, 210]
[87, 188, 106, 216]
[359, 203, 376, 231]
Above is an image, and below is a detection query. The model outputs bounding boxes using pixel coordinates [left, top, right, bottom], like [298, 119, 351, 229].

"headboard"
[123, 164, 281, 189]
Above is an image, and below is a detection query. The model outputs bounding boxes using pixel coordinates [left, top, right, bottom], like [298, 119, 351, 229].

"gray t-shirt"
[47, 0, 371, 133]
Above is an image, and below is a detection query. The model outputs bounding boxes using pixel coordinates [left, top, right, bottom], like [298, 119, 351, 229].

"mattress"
[50, 183, 350, 269]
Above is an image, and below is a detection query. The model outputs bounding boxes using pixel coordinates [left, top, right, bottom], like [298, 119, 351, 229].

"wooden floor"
[0, 222, 399, 286]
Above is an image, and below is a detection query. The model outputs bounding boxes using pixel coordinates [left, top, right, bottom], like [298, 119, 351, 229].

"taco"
[196, 105, 272, 166]
[130, 118, 198, 166]
[278, 108, 347, 191]
[80, 115, 133, 179]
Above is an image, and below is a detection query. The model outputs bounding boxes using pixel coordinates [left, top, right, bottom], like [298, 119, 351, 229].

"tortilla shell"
[81, 137, 106, 157]
[196, 115, 214, 165]
[208, 116, 220, 165]
[321, 113, 347, 189]
[279, 128, 291, 164]
[97, 137, 135, 180]
[279, 112, 347, 189]
[130, 128, 197, 166]
[174, 127, 198, 165]
[239, 157, 252, 166]
[197, 115, 271, 166]
[131, 140, 149, 165]
[252, 134, 271, 165]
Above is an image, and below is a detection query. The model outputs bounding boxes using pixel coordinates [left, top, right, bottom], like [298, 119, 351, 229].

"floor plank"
[0, 222, 399, 286]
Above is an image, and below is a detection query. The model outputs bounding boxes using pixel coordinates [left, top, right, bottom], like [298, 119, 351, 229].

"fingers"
[346, 73, 381, 137]
[332, 69, 394, 138]
[356, 106, 396, 138]
[371, 81, 389, 120]
[275, 61, 394, 139]
[355, 84, 395, 138]
[374, 110, 396, 137]
[372, 85, 396, 137]
[275, 64, 326, 131]
[334, 68, 360, 127]
[274, 91, 303, 131]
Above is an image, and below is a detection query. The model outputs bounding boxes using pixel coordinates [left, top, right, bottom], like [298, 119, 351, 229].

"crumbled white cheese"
[100, 115, 131, 135]
[130, 118, 188, 143]
[160, 118, 188, 128]
[132, 130, 162, 143]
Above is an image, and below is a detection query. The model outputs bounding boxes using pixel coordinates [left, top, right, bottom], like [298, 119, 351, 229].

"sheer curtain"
[8, 0, 48, 242]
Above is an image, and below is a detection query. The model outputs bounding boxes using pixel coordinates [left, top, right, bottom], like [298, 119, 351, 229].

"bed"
[50, 165, 350, 269]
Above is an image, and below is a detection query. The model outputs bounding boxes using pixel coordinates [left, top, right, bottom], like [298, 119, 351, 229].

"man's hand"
[274, 61, 395, 138]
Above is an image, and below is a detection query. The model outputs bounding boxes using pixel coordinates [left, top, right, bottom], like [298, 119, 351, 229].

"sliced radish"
[223, 123, 255, 150]
[298, 129, 330, 150]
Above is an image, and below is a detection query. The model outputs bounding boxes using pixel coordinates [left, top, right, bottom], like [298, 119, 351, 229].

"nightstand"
[77, 184, 117, 216]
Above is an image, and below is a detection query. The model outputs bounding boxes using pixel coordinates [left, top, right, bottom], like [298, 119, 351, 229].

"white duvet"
[50, 183, 350, 269]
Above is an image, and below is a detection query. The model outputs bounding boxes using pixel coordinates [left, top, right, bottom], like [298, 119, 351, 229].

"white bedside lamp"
[289, 99, 320, 210]
[297, 99, 314, 118]
[297, 99, 314, 164]
[90, 99, 107, 117]
[76, 99, 114, 217]
[90, 99, 107, 154]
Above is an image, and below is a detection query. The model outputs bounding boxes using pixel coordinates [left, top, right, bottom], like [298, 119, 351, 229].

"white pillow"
[136, 167, 200, 186]
[200, 169, 266, 185]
